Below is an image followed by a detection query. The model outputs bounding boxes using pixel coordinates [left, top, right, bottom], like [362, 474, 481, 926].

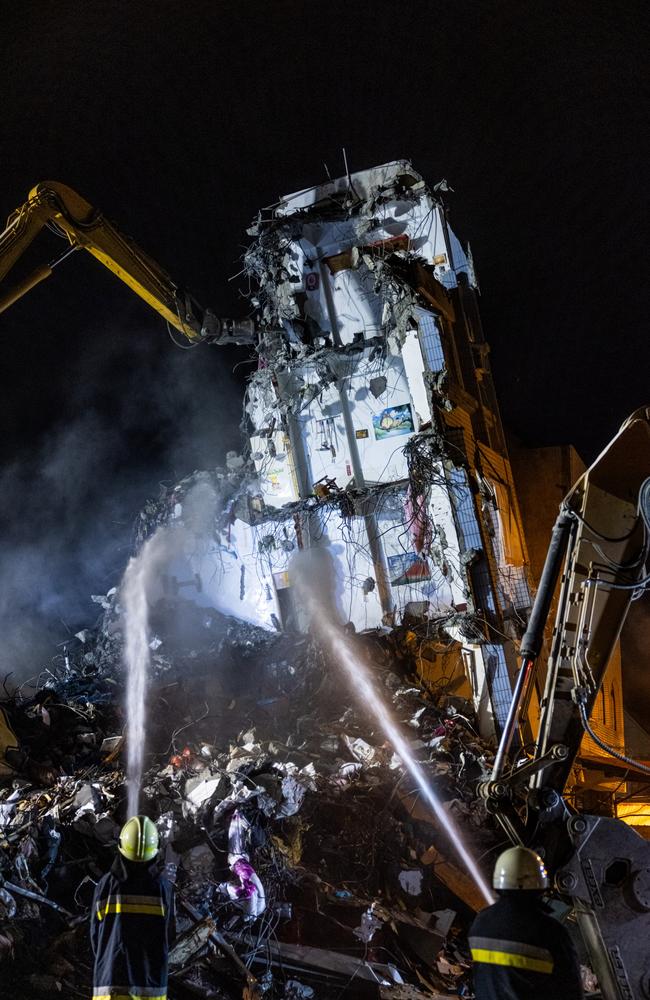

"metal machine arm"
[491, 406, 650, 795]
[483, 407, 650, 999]
[0, 181, 255, 346]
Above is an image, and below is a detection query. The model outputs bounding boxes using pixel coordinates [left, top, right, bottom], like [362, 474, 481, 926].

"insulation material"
[245, 368, 280, 430]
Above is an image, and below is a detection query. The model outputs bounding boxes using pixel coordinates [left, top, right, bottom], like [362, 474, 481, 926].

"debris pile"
[0, 161, 528, 997]
[0, 593, 500, 998]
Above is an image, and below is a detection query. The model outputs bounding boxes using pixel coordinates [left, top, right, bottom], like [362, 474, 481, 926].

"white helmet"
[493, 846, 549, 891]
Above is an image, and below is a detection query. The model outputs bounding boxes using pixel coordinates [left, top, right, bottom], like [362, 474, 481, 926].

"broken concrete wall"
[243, 162, 533, 740]
[138, 161, 533, 742]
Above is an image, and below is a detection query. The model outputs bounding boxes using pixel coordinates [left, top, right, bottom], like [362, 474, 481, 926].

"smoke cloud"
[0, 326, 245, 686]
[289, 546, 342, 631]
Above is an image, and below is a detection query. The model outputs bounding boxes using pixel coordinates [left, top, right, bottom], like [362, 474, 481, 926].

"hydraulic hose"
[491, 509, 574, 780]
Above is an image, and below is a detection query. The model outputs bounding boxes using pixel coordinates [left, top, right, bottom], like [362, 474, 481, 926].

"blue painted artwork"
[372, 403, 414, 440]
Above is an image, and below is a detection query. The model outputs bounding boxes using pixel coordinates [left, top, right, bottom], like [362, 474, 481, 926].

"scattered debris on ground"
[0, 590, 501, 998]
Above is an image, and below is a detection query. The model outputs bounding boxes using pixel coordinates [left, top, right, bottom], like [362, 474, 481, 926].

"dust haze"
[0, 327, 243, 685]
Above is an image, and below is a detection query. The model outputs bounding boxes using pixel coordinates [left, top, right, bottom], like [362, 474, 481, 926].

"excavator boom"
[0, 182, 254, 346]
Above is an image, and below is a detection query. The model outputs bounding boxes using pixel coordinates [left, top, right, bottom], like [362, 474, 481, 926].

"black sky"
[1, 1, 649, 669]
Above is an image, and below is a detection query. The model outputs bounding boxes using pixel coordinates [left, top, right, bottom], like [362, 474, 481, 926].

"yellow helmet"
[118, 815, 159, 863]
[493, 846, 549, 891]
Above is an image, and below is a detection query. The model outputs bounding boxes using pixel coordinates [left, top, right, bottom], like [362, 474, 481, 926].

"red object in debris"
[433, 719, 456, 738]
[405, 484, 432, 554]
[171, 746, 193, 768]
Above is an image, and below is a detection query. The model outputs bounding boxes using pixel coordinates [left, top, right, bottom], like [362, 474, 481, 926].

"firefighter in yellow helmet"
[90, 816, 175, 1000]
[468, 846, 583, 999]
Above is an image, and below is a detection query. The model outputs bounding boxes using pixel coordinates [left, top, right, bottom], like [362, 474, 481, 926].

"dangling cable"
[166, 319, 198, 350]
[577, 701, 650, 775]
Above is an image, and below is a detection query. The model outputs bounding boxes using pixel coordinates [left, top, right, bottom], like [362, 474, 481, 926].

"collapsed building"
[2, 160, 629, 997]
[157, 159, 631, 809]
[161, 161, 533, 744]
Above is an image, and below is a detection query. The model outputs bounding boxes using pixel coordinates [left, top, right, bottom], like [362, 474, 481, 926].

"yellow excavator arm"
[0, 181, 254, 346]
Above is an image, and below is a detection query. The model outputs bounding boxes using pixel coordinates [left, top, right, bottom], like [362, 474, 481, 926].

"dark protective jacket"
[469, 891, 584, 1000]
[90, 855, 175, 1000]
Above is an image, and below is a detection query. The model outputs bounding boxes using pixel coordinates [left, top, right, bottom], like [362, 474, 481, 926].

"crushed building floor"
[0, 594, 503, 999]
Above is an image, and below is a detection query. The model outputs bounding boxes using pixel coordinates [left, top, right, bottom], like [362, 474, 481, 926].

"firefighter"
[90, 815, 175, 1000]
[469, 846, 583, 999]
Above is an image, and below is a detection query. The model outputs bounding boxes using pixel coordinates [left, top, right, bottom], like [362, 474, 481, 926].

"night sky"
[1, 2, 649, 678]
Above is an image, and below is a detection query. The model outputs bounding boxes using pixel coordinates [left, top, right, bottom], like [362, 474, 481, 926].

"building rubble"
[0, 580, 501, 998]
[0, 161, 554, 996]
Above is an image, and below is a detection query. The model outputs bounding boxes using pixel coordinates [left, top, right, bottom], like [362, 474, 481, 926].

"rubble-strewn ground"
[0, 594, 502, 999]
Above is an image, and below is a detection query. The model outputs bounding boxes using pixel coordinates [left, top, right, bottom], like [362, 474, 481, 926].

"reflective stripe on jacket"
[96, 893, 167, 920]
[92, 990, 167, 999]
[90, 856, 174, 999]
[469, 935, 554, 974]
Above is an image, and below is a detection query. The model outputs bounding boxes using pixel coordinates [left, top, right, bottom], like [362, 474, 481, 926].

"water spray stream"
[122, 542, 153, 817]
[122, 526, 178, 817]
[121, 486, 216, 818]
[295, 563, 494, 906]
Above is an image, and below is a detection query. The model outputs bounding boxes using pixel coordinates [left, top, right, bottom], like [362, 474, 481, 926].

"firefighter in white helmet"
[90, 815, 175, 1000]
[468, 846, 583, 999]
